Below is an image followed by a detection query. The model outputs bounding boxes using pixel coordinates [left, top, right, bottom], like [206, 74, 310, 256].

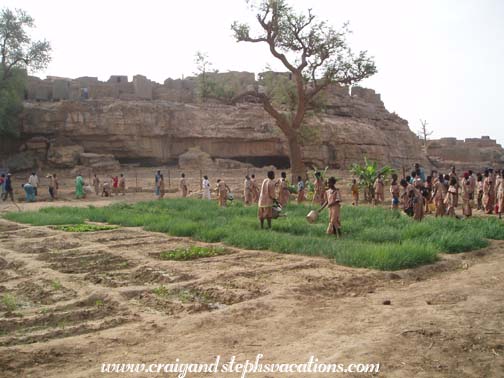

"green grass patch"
[50, 224, 119, 232]
[159, 245, 229, 261]
[4, 199, 504, 271]
[51, 280, 63, 290]
[1, 294, 18, 312]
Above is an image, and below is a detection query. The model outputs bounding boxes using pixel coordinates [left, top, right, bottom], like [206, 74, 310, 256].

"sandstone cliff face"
[427, 137, 504, 171]
[20, 89, 428, 170]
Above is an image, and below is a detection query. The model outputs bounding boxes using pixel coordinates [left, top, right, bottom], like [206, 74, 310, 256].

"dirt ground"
[1, 174, 503, 378]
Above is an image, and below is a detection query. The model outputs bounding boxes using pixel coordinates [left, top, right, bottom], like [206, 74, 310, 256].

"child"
[258, 171, 277, 229]
[351, 179, 359, 206]
[373, 174, 385, 204]
[297, 176, 305, 204]
[102, 179, 111, 197]
[278, 171, 290, 207]
[158, 174, 165, 199]
[318, 177, 342, 237]
[423, 176, 433, 214]
[431, 174, 446, 217]
[389, 174, 400, 209]
[445, 177, 459, 217]
[216, 179, 230, 207]
[313, 172, 325, 206]
[461, 172, 472, 217]
[112, 176, 119, 196]
[476, 173, 484, 210]
[180, 173, 188, 198]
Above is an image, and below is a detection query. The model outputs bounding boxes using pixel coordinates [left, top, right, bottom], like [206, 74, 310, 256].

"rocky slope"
[19, 86, 428, 171]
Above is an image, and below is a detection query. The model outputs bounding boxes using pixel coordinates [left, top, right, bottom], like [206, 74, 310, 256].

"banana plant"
[350, 157, 395, 202]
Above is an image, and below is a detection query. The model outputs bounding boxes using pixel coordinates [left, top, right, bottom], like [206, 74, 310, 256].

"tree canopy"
[0, 8, 51, 137]
[231, 0, 377, 178]
[0, 8, 51, 80]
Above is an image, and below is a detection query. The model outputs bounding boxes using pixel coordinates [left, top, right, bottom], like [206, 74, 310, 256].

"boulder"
[178, 147, 214, 169]
[5, 151, 39, 172]
[215, 158, 253, 170]
[20, 136, 50, 152]
[47, 145, 84, 167]
[78, 153, 121, 171]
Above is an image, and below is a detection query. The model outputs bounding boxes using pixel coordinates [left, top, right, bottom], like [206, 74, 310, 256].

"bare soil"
[0, 185, 503, 377]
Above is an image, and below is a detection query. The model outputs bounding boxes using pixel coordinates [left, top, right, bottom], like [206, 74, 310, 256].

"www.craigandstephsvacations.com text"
[100, 355, 380, 377]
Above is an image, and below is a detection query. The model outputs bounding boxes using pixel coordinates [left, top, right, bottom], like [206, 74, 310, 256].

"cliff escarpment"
[19, 80, 427, 170]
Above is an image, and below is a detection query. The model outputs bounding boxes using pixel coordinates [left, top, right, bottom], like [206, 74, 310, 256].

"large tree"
[0, 8, 51, 137]
[231, 0, 377, 178]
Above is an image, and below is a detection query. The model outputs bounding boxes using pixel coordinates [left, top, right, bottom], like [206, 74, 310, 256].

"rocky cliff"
[427, 137, 504, 171]
[18, 83, 428, 171]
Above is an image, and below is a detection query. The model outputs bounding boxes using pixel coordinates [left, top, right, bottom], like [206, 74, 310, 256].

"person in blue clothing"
[2, 173, 14, 202]
[415, 163, 426, 182]
[155, 170, 161, 196]
[0, 173, 5, 200]
[22, 183, 36, 202]
[410, 171, 417, 184]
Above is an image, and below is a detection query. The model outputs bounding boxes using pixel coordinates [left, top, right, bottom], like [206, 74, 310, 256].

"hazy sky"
[4, 0, 504, 144]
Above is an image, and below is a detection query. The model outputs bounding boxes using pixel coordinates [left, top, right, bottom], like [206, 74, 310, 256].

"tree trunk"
[287, 133, 305, 182]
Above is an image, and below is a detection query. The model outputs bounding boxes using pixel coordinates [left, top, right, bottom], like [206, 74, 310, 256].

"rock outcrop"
[19, 84, 428, 171]
[47, 144, 84, 167]
[178, 147, 254, 170]
[427, 137, 504, 171]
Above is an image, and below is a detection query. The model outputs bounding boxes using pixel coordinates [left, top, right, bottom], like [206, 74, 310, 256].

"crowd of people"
[2, 164, 502, 237]
[0, 171, 129, 203]
[366, 164, 504, 221]
[0, 171, 60, 203]
[72, 173, 126, 199]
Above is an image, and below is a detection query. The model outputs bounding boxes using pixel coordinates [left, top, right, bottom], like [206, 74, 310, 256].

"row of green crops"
[5, 199, 504, 270]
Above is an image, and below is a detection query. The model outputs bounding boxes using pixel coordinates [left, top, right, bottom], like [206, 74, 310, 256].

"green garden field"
[5, 199, 504, 271]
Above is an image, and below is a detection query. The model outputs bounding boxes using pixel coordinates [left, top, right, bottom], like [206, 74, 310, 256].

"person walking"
[258, 171, 277, 229]
[312, 172, 325, 206]
[243, 175, 252, 205]
[278, 172, 290, 207]
[180, 173, 188, 197]
[47, 174, 56, 200]
[158, 174, 165, 199]
[216, 179, 231, 207]
[28, 172, 39, 197]
[155, 170, 161, 196]
[2, 173, 15, 202]
[119, 174, 126, 195]
[0, 174, 5, 200]
[389, 174, 400, 210]
[75, 174, 85, 199]
[112, 176, 119, 196]
[297, 176, 306, 204]
[202, 175, 211, 200]
[318, 177, 342, 237]
[250, 174, 259, 203]
[92, 174, 100, 195]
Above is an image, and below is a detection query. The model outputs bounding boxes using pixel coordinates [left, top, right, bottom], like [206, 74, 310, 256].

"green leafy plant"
[350, 157, 395, 202]
[51, 224, 119, 232]
[153, 285, 170, 298]
[51, 280, 62, 290]
[1, 294, 18, 312]
[159, 245, 229, 261]
[94, 299, 104, 307]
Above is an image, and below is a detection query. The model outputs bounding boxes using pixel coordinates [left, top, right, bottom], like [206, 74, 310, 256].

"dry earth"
[0, 193, 503, 378]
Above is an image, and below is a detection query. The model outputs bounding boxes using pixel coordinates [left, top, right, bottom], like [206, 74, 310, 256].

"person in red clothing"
[112, 176, 119, 196]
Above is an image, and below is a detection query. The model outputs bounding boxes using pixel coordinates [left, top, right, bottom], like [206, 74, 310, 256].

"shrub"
[159, 246, 229, 261]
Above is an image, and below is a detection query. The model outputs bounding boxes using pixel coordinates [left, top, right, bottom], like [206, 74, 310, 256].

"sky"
[4, 0, 504, 145]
